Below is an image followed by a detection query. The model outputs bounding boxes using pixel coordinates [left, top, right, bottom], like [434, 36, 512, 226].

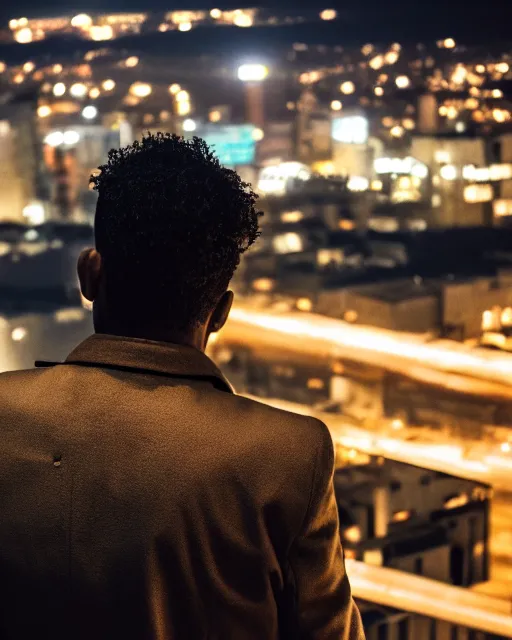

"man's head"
[78, 132, 262, 349]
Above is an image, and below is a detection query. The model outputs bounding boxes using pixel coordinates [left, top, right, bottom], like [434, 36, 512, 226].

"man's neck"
[94, 325, 206, 352]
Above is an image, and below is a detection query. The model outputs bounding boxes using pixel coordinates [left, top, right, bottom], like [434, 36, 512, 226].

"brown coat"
[0, 334, 364, 639]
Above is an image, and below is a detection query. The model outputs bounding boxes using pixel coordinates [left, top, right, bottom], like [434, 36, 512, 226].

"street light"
[238, 64, 268, 128]
[237, 64, 268, 82]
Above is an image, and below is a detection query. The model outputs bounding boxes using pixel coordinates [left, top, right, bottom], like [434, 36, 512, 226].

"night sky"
[0, 0, 511, 43]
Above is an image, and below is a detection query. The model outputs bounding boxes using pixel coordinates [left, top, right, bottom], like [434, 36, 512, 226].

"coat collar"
[37, 334, 234, 394]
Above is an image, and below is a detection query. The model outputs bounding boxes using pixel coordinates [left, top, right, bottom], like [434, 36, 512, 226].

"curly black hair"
[91, 132, 262, 332]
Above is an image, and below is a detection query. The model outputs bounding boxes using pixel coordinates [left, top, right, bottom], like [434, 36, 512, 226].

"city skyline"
[0, 1, 511, 43]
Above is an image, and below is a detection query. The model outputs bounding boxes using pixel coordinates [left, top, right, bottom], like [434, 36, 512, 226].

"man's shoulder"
[214, 391, 332, 445]
[0, 367, 45, 396]
[0, 368, 43, 386]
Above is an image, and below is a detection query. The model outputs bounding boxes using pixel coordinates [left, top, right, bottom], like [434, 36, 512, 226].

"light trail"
[228, 304, 512, 400]
[346, 560, 512, 636]
[245, 396, 512, 489]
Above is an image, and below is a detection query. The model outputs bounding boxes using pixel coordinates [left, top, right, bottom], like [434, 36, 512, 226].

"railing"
[348, 560, 512, 638]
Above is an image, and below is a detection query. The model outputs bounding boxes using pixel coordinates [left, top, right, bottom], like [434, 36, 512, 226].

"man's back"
[0, 335, 363, 639]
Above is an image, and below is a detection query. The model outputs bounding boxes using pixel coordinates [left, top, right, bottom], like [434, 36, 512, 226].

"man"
[0, 134, 364, 639]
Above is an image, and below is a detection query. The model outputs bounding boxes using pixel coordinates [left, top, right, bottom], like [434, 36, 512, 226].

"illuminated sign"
[194, 124, 256, 167]
[332, 115, 368, 144]
[374, 156, 428, 178]
[463, 164, 512, 182]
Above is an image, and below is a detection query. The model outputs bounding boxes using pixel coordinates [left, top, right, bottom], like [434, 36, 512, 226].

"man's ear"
[77, 248, 102, 302]
[209, 290, 234, 333]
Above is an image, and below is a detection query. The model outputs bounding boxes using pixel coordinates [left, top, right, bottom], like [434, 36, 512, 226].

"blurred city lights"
[102, 79, 116, 91]
[14, 28, 33, 44]
[384, 51, 399, 65]
[176, 101, 191, 116]
[444, 38, 456, 49]
[176, 89, 190, 102]
[296, 298, 313, 312]
[44, 131, 65, 147]
[90, 25, 114, 41]
[493, 109, 509, 123]
[11, 327, 27, 342]
[89, 87, 100, 99]
[330, 100, 343, 111]
[168, 83, 181, 95]
[210, 9, 222, 19]
[320, 9, 337, 20]
[178, 21, 192, 32]
[233, 13, 253, 27]
[252, 127, 264, 141]
[63, 130, 80, 145]
[22, 202, 45, 225]
[209, 109, 222, 122]
[70, 82, 88, 98]
[374, 87, 384, 97]
[37, 105, 52, 118]
[13, 74, 24, 84]
[238, 64, 269, 82]
[71, 14, 93, 28]
[22, 61, 34, 73]
[390, 125, 405, 138]
[53, 82, 66, 97]
[347, 176, 369, 191]
[125, 56, 139, 68]
[340, 81, 355, 95]
[332, 115, 369, 144]
[369, 55, 384, 70]
[440, 164, 458, 180]
[52, 64, 63, 74]
[129, 82, 152, 98]
[395, 75, 411, 89]
[82, 105, 98, 119]
[182, 118, 197, 132]
[0, 62, 5, 73]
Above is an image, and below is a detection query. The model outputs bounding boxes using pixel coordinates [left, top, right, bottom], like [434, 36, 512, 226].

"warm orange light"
[320, 9, 337, 20]
[297, 298, 313, 312]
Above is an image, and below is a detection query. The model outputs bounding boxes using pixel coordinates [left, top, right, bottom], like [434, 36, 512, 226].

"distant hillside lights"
[71, 14, 93, 29]
[129, 82, 152, 98]
[320, 9, 337, 20]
